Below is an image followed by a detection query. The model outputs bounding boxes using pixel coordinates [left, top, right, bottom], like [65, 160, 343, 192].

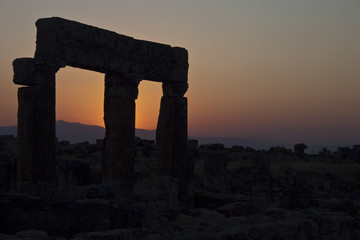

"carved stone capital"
[13, 58, 58, 86]
[162, 81, 188, 97]
[105, 72, 141, 99]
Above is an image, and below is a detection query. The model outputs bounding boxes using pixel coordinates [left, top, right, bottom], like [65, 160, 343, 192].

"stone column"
[156, 81, 193, 207]
[13, 58, 57, 197]
[103, 72, 140, 202]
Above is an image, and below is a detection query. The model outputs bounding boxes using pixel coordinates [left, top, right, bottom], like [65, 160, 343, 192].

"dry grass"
[271, 157, 360, 182]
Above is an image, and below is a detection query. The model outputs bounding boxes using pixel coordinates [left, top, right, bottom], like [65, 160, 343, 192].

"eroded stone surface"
[13, 58, 57, 86]
[156, 96, 192, 207]
[73, 228, 150, 240]
[35, 17, 188, 83]
[162, 82, 188, 97]
[0, 194, 146, 238]
[17, 85, 56, 197]
[15, 229, 48, 238]
[102, 73, 137, 202]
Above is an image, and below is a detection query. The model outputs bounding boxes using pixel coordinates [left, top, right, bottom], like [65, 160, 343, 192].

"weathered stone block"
[13, 58, 55, 86]
[134, 188, 163, 202]
[0, 194, 147, 238]
[55, 158, 90, 199]
[162, 81, 188, 97]
[35, 17, 188, 83]
[75, 184, 115, 200]
[73, 228, 150, 240]
[104, 72, 140, 98]
[15, 230, 48, 238]
[154, 176, 179, 208]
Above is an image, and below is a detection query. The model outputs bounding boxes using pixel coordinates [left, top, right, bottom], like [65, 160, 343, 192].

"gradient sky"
[0, 0, 359, 146]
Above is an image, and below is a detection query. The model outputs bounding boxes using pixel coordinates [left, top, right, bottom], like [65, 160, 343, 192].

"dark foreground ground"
[1, 137, 360, 239]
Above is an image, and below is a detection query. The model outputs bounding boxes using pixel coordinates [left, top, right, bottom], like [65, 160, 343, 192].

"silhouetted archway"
[13, 17, 190, 205]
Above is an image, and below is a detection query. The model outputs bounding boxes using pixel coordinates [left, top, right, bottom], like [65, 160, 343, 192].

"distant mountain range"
[0, 120, 278, 150]
[0, 120, 154, 144]
[1, 120, 352, 152]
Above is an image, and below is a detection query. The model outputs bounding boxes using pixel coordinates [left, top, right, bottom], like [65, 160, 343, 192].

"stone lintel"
[13, 58, 56, 86]
[35, 17, 188, 83]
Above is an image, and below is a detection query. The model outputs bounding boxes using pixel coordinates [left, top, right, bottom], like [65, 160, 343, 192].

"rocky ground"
[1, 138, 360, 239]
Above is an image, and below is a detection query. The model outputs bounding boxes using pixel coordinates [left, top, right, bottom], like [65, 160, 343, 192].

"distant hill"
[0, 120, 156, 144]
[0, 120, 277, 149]
[0, 125, 16, 137]
[193, 137, 281, 150]
[1, 120, 347, 152]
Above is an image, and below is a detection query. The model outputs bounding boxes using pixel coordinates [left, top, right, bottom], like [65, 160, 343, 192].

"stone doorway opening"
[136, 80, 162, 132]
[56, 66, 104, 129]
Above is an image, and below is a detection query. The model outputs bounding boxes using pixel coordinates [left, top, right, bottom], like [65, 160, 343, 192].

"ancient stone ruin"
[8, 17, 360, 240]
[12, 17, 189, 203]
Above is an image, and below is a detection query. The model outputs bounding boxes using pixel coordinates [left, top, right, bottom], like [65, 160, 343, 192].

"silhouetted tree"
[199, 143, 225, 151]
[294, 143, 307, 155]
[245, 146, 256, 152]
[268, 146, 292, 154]
[231, 145, 245, 152]
[319, 147, 332, 156]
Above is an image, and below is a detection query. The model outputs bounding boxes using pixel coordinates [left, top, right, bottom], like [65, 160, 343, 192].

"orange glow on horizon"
[56, 67, 104, 127]
[135, 80, 162, 130]
[56, 67, 163, 130]
[1, 1, 360, 146]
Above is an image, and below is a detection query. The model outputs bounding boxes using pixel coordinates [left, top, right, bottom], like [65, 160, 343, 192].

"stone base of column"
[109, 180, 134, 203]
[17, 181, 56, 198]
[17, 85, 56, 197]
[156, 96, 193, 207]
[150, 176, 179, 209]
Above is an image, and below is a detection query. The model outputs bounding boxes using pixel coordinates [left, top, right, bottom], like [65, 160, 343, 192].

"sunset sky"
[0, 0, 359, 147]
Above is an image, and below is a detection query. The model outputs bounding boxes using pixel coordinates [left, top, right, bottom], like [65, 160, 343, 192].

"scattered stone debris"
[2, 137, 360, 239]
